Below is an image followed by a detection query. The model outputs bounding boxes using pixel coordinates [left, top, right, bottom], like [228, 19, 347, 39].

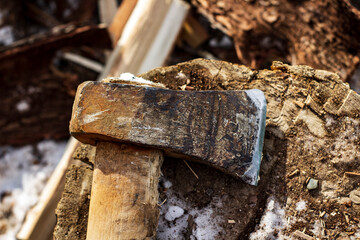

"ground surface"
[54, 59, 360, 239]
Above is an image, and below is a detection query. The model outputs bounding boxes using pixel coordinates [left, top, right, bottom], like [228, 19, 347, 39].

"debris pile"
[0, 0, 359, 239]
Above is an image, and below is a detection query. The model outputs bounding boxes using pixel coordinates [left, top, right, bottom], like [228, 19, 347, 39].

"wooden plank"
[16, 138, 78, 240]
[104, 0, 189, 77]
[109, 0, 138, 45]
[16, 0, 189, 239]
[0, 24, 111, 57]
[62, 52, 104, 73]
[98, 0, 118, 26]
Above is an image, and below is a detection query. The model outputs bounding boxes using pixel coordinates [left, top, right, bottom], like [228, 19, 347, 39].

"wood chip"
[288, 169, 300, 178]
[228, 219, 236, 224]
[345, 172, 360, 177]
[180, 84, 187, 91]
[293, 100, 305, 108]
[344, 213, 349, 224]
[292, 230, 314, 240]
[158, 198, 167, 207]
[62, 52, 104, 73]
[183, 160, 199, 179]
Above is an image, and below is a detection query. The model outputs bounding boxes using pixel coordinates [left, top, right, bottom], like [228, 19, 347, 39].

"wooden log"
[191, 0, 360, 81]
[62, 52, 104, 73]
[53, 164, 93, 240]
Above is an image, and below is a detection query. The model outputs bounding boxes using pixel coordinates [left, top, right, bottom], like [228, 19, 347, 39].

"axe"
[70, 75, 266, 239]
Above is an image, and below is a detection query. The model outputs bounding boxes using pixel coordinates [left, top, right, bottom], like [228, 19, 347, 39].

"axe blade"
[70, 81, 266, 185]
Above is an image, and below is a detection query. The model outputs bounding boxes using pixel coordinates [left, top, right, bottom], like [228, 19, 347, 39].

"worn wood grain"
[86, 142, 163, 240]
[70, 81, 266, 185]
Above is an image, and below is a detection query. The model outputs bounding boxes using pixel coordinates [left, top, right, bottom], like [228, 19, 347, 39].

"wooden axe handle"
[86, 142, 163, 240]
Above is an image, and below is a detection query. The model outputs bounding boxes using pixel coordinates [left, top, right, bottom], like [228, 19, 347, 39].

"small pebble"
[307, 178, 318, 190]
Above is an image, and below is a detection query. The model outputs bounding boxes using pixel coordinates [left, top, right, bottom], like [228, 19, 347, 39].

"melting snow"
[165, 206, 184, 221]
[295, 200, 307, 211]
[0, 140, 66, 240]
[0, 26, 14, 46]
[157, 178, 224, 239]
[249, 197, 289, 240]
[16, 100, 30, 113]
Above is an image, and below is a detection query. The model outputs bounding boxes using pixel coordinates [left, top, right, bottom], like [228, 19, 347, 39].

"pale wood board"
[98, 0, 118, 26]
[103, 0, 190, 77]
[62, 52, 104, 73]
[109, 0, 139, 45]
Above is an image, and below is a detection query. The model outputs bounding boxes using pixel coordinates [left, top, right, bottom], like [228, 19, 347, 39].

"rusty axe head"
[70, 76, 266, 185]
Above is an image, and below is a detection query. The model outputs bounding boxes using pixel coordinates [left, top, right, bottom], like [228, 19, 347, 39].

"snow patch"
[165, 206, 184, 221]
[0, 26, 14, 46]
[249, 197, 289, 240]
[175, 72, 187, 80]
[191, 207, 220, 239]
[350, 228, 360, 240]
[163, 180, 172, 189]
[0, 140, 66, 240]
[104, 73, 165, 88]
[16, 100, 30, 112]
[119, 73, 155, 85]
[209, 36, 233, 48]
[310, 220, 322, 236]
[295, 200, 307, 211]
[157, 178, 224, 239]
